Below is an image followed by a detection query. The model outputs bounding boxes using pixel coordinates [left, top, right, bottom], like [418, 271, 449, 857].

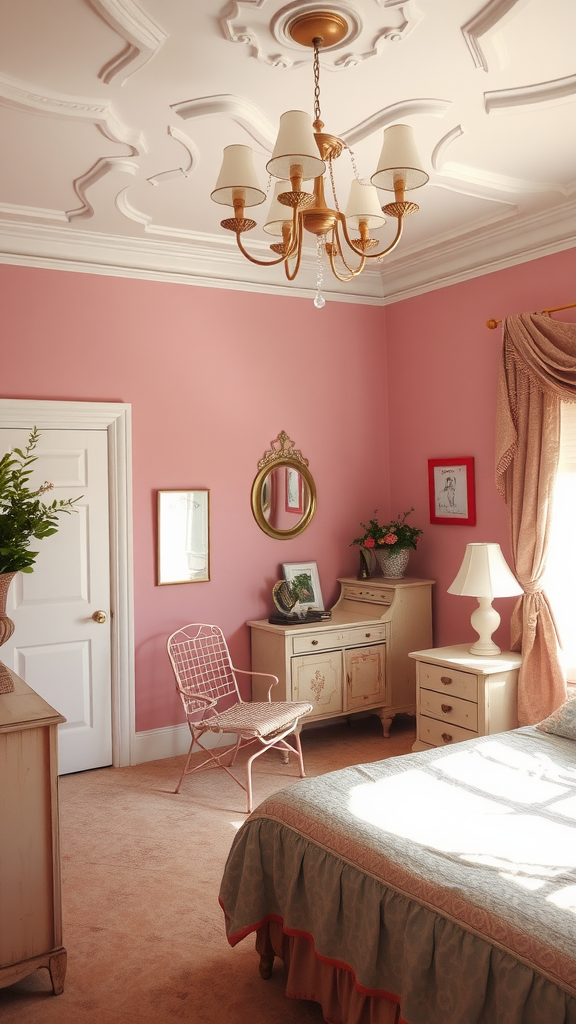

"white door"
[1, 428, 112, 774]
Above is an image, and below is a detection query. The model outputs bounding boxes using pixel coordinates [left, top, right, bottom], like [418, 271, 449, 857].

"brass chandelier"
[211, 10, 429, 306]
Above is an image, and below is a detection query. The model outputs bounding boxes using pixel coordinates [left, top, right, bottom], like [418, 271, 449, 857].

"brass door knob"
[92, 610, 107, 624]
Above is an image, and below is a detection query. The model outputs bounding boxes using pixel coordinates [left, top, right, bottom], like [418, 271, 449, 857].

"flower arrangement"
[352, 508, 423, 553]
[0, 427, 81, 574]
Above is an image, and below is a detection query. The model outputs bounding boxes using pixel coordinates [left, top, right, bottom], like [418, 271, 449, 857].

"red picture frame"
[285, 466, 303, 514]
[428, 457, 476, 526]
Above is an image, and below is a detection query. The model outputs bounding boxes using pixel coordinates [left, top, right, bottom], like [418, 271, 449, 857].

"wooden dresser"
[249, 576, 433, 737]
[0, 669, 67, 994]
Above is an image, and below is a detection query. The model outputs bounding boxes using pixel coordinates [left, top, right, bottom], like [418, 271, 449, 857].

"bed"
[219, 721, 576, 1024]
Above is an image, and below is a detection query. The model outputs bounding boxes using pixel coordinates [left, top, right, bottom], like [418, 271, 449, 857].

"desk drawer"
[418, 663, 477, 701]
[419, 689, 478, 731]
[292, 624, 386, 655]
[419, 714, 478, 748]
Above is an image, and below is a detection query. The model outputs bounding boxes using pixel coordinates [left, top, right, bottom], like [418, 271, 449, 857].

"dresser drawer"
[417, 663, 477, 701]
[419, 715, 478, 747]
[292, 624, 386, 655]
[419, 689, 478, 731]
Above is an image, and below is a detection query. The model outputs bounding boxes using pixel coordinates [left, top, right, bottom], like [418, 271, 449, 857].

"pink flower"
[364, 537, 376, 548]
[384, 533, 397, 545]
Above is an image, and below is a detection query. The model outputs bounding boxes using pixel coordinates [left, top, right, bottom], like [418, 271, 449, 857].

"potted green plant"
[352, 508, 423, 578]
[0, 427, 80, 691]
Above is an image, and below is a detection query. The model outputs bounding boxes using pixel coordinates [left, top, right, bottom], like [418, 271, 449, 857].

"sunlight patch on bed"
[500, 872, 548, 891]
[433, 747, 568, 804]
[348, 769, 576, 869]
[547, 885, 576, 912]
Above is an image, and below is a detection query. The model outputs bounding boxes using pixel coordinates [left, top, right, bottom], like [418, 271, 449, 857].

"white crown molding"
[88, 0, 168, 85]
[485, 74, 576, 113]
[461, 0, 529, 72]
[0, 72, 145, 153]
[0, 198, 574, 307]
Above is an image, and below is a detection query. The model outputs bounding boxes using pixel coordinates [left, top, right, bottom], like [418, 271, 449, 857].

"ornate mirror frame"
[251, 431, 317, 540]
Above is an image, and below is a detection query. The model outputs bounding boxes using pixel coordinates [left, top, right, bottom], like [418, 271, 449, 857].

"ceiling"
[0, 0, 575, 305]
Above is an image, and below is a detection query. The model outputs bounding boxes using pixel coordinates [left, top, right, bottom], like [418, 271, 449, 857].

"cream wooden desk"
[249, 576, 433, 737]
[409, 644, 521, 751]
[0, 670, 67, 995]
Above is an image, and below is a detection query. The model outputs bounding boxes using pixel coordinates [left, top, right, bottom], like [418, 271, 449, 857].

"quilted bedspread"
[220, 727, 576, 1024]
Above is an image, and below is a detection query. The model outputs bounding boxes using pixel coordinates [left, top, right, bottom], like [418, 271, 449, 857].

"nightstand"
[408, 644, 521, 751]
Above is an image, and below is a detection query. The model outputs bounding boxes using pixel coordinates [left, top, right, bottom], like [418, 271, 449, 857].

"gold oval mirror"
[251, 432, 317, 540]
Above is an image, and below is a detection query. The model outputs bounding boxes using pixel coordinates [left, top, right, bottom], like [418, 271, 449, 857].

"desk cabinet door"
[291, 652, 343, 718]
[345, 644, 386, 711]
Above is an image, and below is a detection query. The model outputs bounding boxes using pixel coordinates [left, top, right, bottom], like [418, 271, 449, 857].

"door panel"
[345, 644, 386, 710]
[1, 428, 112, 774]
[291, 652, 343, 717]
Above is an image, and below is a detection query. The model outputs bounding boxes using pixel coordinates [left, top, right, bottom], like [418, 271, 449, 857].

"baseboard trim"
[132, 723, 231, 765]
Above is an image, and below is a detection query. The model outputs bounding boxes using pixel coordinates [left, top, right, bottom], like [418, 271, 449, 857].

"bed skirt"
[256, 919, 408, 1024]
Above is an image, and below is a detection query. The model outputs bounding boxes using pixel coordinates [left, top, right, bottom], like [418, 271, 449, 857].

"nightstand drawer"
[292, 624, 386, 655]
[419, 715, 478, 747]
[419, 688, 478, 731]
[418, 663, 477, 701]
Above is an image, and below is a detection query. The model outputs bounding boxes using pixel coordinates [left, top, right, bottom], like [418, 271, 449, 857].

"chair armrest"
[232, 666, 279, 701]
[177, 688, 218, 718]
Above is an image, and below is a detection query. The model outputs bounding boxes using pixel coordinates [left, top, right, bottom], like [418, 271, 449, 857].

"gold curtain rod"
[486, 301, 576, 330]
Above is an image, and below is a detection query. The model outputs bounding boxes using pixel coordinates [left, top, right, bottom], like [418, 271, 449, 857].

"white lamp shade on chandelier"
[371, 124, 429, 192]
[263, 181, 293, 236]
[266, 110, 326, 181]
[448, 542, 523, 657]
[211, 145, 266, 207]
[345, 180, 387, 230]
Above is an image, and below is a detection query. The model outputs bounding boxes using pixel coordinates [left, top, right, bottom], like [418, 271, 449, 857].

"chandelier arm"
[327, 245, 365, 283]
[338, 213, 405, 260]
[332, 223, 365, 276]
[234, 206, 300, 267]
[284, 220, 305, 281]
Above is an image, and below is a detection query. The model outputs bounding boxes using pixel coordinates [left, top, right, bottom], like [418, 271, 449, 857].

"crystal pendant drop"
[314, 293, 325, 308]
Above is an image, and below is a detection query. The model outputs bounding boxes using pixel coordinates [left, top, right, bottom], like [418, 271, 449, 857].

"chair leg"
[291, 730, 307, 778]
[174, 737, 196, 794]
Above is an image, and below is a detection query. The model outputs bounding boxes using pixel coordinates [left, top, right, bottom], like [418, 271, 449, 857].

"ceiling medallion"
[212, 10, 429, 306]
[221, 0, 417, 70]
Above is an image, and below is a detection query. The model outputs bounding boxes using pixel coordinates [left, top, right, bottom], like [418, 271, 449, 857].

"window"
[544, 402, 576, 682]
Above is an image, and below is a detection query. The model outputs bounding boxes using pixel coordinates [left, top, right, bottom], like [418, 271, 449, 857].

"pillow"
[536, 696, 576, 740]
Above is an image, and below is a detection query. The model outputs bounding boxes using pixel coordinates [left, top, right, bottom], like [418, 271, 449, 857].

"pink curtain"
[495, 312, 576, 724]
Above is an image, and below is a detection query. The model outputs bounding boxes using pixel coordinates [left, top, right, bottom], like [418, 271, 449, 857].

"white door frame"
[0, 399, 134, 767]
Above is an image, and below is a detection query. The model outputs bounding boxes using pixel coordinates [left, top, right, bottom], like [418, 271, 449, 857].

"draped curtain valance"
[495, 312, 576, 724]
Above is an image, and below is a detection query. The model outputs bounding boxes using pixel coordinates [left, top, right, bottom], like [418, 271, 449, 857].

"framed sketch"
[428, 458, 476, 526]
[282, 561, 324, 611]
[285, 466, 303, 513]
[157, 490, 210, 584]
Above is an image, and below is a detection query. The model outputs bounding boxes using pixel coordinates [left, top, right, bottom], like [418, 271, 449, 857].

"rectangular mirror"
[157, 490, 210, 585]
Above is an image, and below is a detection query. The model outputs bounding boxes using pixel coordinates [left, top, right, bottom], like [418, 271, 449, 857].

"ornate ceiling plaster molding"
[461, 0, 530, 72]
[146, 127, 198, 185]
[435, 165, 566, 198]
[171, 94, 277, 150]
[220, 0, 419, 71]
[0, 203, 69, 224]
[87, 0, 168, 85]
[68, 158, 138, 220]
[342, 98, 451, 148]
[0, 72, 145, 154]
[485, 74, 576, 113]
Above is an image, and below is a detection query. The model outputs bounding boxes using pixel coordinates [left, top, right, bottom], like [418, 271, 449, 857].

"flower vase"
[374, 548, 410, 579]
[0, 572, 17, 694]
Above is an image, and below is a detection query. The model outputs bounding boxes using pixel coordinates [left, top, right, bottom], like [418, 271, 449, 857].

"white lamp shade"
[344, 180, 386, 230]
[266, 110, 325, 181]
[371, 124, 429, 192]
[263, 181, 294, 236]
[448, 543, 523, 599]
[211, 145, 266, 208]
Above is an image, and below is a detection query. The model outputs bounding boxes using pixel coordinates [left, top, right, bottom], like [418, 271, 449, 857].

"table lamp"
[447, 542, 523, 656]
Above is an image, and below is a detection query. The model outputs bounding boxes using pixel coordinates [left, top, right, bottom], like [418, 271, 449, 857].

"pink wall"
[385, 247, 576, 651]
[2, 248, 574, 733]
[0, 265, 389, 730]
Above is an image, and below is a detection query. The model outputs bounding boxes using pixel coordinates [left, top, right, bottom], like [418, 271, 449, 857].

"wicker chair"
[167, 623, 313, 812]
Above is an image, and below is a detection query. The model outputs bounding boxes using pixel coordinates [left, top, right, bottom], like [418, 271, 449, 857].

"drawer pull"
[441, 704, 453, 714]
[311, 639, 319, 646]
[365, 632, 371, 638]
[441, 732, 453, 743]
[440, 676, 453, 686]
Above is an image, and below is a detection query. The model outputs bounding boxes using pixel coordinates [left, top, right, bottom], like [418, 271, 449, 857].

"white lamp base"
[469, 597, 501, 656]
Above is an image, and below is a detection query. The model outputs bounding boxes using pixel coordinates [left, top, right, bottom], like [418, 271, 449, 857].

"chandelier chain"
[328, 159, 340, 212]
[313, 41, 322, 124]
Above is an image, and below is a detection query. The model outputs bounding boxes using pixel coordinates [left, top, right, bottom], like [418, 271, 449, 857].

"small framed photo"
[428, 457, 476, 526]
[285, 466, 303, 514]
[282, 561, 324, 611]
[157, 489, 210, 584]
